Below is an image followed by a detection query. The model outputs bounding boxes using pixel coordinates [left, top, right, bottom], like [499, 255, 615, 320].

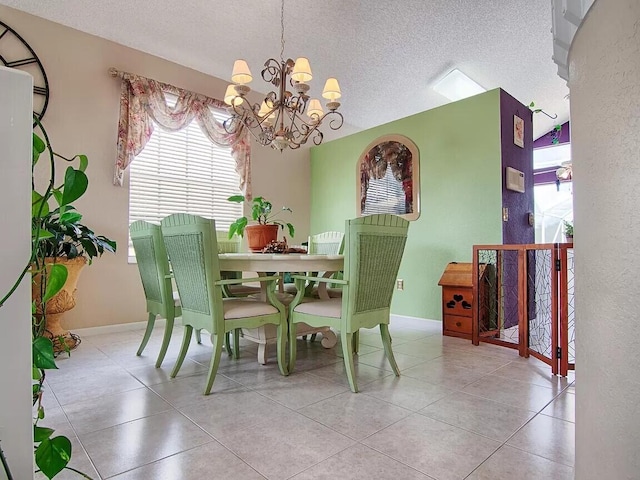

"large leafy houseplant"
[0, 119, 114, 479]
[227, 195, 295, 239]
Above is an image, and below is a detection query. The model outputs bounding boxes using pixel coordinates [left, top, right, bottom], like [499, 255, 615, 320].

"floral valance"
[113, 70, 251, 198]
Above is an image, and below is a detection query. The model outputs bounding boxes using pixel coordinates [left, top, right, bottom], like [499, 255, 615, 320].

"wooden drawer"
[444, 315, 472, 336]
[441, 286, 474, 318]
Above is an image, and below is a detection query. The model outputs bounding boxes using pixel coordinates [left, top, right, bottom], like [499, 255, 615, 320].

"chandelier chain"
[280, 0, 285, 62]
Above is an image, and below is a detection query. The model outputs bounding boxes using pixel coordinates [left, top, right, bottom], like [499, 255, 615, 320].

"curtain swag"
[112, 69, 252, 198]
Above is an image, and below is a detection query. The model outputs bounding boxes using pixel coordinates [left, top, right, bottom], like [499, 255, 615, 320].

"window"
[533, 143, 573, 243]
[128, 104, 242, 261]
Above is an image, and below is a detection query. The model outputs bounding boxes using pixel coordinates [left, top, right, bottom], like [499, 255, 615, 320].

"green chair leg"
[204, 333, 225, 395]
[137, 312, 156, 356]
[288, 321, 298, 374]
[224, 331, 232, 356]
[352, 329, 360, 354]
[380, 324, 400, 376]
[171, 325, 193, 378]
[341, 332, 358, 393]
[277, 324, 288, 376]
[154, 314, 174, 368]
[233, 329, 240, 359]
[195, 329, 202, 344]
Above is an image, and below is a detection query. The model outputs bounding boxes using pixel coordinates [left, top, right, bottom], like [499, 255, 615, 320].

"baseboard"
[73, 315, 437, 336]
[73, 318, 165, 337]
[390, 314, 441, 328]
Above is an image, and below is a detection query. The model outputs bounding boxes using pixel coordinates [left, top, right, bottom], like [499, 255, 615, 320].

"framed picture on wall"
[356, 134, 420, 221]
[514, 115, 525, 148]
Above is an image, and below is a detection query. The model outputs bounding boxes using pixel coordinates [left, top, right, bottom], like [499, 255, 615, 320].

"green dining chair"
[288, 214, 409, 393]
[284, 231, 344, 296]
[161, 213, 288, 395]
[216, 230, 261, 297]
[130, 220, 187, 368]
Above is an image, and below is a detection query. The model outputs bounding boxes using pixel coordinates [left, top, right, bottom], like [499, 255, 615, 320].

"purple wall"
[500, 89, 535, 245]
[533, 121, 570, 148]
[499, 90, 535, 328]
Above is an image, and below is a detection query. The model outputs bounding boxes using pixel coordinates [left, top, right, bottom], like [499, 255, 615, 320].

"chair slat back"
[308, 231, 345, 255]
[343, 214, 409, 315]
[161, 214, 223, 332]
[130, 221, 171, 310]
[217, 230, 241, 253]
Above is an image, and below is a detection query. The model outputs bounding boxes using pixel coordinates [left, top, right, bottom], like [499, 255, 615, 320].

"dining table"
[217, 252, 344, 299]
[217, 252, 345, 354]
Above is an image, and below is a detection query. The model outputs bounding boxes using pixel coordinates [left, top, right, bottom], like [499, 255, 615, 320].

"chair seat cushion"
[223, 298, 279, 319]
[292, 297, 342, 318]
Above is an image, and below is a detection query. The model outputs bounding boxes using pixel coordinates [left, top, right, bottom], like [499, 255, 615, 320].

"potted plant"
[227, 195, 295, 252]
[563, 220, 574, 242]
[31, 128, 116, 353]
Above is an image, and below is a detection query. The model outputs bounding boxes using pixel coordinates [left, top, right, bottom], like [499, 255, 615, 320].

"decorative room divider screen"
[472, 243, 575, 376]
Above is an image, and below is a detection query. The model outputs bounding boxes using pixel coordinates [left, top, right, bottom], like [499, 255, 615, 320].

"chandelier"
[222, 0, 343, 151]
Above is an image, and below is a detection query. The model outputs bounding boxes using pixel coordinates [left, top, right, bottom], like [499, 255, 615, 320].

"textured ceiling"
[0, 0, 570, 140]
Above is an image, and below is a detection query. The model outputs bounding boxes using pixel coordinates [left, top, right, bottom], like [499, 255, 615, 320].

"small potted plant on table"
[563, 220, 574, 242]
[228, 195, 295, 252]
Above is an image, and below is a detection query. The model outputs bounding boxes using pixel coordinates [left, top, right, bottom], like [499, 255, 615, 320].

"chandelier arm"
[324, 111, 345, 130]
[262, 58, 284, 87]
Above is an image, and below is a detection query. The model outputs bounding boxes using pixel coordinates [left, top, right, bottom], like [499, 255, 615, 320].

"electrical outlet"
[396, 279, 404, 290]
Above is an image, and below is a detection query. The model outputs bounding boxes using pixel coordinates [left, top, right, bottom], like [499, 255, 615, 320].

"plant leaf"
[228, 217, 247, 238]
[227, 194, 245, 203]
[60, 167, 88, 207]
[286, 223, 295, 238]
[32, 228, 54, 240]
[43, 264, 68, 303]
[33, 337, 58, 370]
[34, 425, 55, 442]
[35, 436, 72, 479]
[33, 133, 46, 165]
[52, 189, 63, 206]
[77, 154, 88, 172]
[32, 191, 50, 217]
[59, 211, 82, 225]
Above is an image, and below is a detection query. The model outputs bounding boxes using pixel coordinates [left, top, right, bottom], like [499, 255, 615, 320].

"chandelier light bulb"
[291, 57, 313, 83]
[231, 59, 253, 85]
[307, 99, 323, 121]
[322, 77, 342, 101]
[224, 85, 242, 106]
[258, 101, 276, 124]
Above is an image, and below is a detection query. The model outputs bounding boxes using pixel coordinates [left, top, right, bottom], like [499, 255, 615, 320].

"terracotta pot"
[32, 256, 87, 352]
[245, 224, 279, 252]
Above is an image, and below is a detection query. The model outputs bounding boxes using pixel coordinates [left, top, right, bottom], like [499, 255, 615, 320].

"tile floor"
[39, 318, 575, 479]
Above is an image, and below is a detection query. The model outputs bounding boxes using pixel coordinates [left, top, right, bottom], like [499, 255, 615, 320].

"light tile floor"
[39, 318, 575, 479]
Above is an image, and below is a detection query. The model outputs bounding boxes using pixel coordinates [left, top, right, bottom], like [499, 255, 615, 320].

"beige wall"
[569, 0, 640, 477]
[0, 6, 311, 329]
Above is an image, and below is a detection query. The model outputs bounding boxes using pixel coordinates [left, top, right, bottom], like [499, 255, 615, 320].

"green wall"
[310, 89, 503, 320]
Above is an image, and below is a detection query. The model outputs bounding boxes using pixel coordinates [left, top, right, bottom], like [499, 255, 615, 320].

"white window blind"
[128, 101, 242, 261]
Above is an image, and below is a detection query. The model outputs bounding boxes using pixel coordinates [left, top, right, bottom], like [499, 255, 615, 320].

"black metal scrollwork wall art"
[0, 20, 50, 124]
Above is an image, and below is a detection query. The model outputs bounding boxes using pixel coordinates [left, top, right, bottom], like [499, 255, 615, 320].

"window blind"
[128, 104, 242, 261]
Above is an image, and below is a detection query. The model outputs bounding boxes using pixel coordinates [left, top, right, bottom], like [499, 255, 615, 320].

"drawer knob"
[456, 321, 462, 327]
